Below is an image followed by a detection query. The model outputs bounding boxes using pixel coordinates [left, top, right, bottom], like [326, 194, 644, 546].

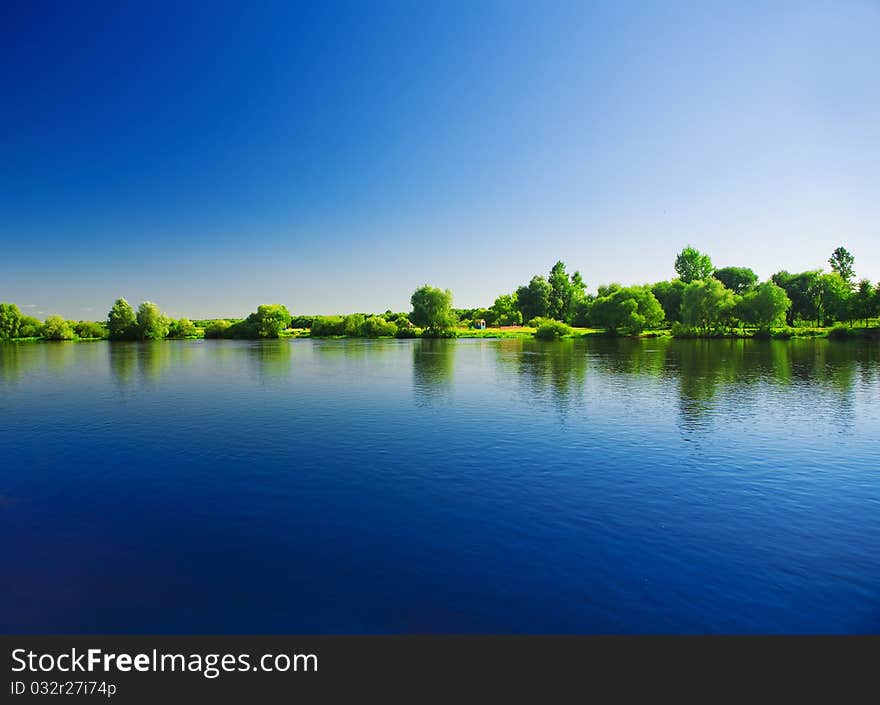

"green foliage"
[0, 303, 23, 340]
[74, 320, 107, 339]
[410, 285, 455, 331]
[343, 314, 366, 337]
[290, 315, 314, 329]
[651, 280, 686, 324]
[589, 285, 664, 335]
[852, 279, 876, 327]
[359, 316, 398, 337]
[167, 318, 197, 338]
[682, 278, 736, 333]
[310, 316, 346, 336]
[394, 325, 421, 338]
[771, 270, 820, 326]
[19, 315, 43, 338]
[107, 298, 138, 340]
[828, 246, 855, 284]
[816, 272, 851, 326]
[548, 260, 586, 322]
[490, 293, 522, 325]
[253, 304, 291, 338]
[735, 281, 791, 329]
[713, 266, 758, 294]
[515, 275, 551, 323]
[674, 246, 714, 283]
[203, 320, 232, 338]
[41, 315, 75, 340]
[532, 318, 572, 340]
[136, 302, 171, 340]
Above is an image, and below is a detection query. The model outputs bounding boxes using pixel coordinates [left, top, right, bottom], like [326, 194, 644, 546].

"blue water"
[1, 338, 879, 633]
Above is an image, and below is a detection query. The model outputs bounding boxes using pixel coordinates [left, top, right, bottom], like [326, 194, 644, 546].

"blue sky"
[2, 0, 879, 319]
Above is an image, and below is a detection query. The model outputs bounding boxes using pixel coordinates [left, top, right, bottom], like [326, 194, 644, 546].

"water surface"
[1, 338, 878, 633]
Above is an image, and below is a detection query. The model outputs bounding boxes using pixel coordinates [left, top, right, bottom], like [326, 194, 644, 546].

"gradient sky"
[2, 1, 879, 319]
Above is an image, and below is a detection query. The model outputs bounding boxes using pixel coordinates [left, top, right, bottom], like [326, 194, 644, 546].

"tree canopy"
[713, 266, 758, 294]
[410, 285, 455, 331]
[828, 246, 855, 284]
[674, 246, 714, 283]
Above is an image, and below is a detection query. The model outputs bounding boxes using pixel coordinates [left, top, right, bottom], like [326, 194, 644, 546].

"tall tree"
[852, 279, 875, 327]
[674, 246, 714, 283]
[735, 282, 791, 329]
[0, 303, 23, 340]
[771, 271, 820, 326]
[107, 298, 137, 340]
[651, 280, 686, 323]
[515, 276, 551, 324]
[490, 293, 522, 326]
[713, 266, 758, 294]
[682, 278, 736, 333]
[828, 246, 855, 284]
[546, 261, 586, 322]
[136, 302, 170, 340]
[410, 285, 455, 331]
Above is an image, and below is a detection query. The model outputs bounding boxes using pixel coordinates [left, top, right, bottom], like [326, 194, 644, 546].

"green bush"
[74, 321, 107, 339]
[41, 315, 75, 341]
[534, 319, 572, 340]
[359, 316, 398, 337]
[310, 316, 346, 336]
[670, 322, 699, 338]
[394, 326, 420, 338]
[828, 324, 856, 339]
[204, 320, 232, 339]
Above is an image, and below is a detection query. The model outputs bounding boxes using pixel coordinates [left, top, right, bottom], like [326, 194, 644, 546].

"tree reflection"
[412, 339, 455, 406]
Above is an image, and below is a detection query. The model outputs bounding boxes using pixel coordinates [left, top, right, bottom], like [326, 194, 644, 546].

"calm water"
[1, 337, 879, 634]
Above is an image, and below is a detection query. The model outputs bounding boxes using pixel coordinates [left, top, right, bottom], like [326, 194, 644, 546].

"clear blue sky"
[2, 0, 878, 319]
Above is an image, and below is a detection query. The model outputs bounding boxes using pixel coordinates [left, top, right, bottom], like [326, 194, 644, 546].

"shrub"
[534, 319, 572, 340]
[359, 316, 398, 337]
[769, 326, 795, 339]
[310, 316, 346, 336]
[41, 315, 75, 340]
[74, 320, 107, 339]
[204, 320, 232, 339]
[828, 324, 856, 339]
[394, 326, 421, 338]
[670, 322, 699, 338]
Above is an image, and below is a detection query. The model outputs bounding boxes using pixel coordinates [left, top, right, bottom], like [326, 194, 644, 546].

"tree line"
[1, 245, 878, 343]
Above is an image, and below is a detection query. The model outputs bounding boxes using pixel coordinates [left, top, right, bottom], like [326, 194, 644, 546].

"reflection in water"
[495, 339, 588, 419]
[412, 339, 455, 405]
[0, 343, 23, 384]
[244, 340, 293, 382]
[109, 343, 138, 389]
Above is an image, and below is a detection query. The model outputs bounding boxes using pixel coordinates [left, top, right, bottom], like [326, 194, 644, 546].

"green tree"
[771, 271, 821, 326]
[410, 285, 455, 331]
[167, 318, 197, 338]
[547, 260, 586, 322]
[815, 272, 851, 326]
[490, 293, 523, 326]
[735, 282, 791, 329]
[515, 276, 551, 324]
[682, 278, 737, 333]
[590, 286, 664, 335]
[107, 298, 138, 340]
[136, 302, 170, 340]
[19, 315, 43, 338]
[254, 304, 291, 338]
[852, 279, 875, 327]
[828, 246, 855, 284]
[713, 266, 758, 294]
[0, 303, 23, 340]
[651, 280, 686, 323]
[41, 315, 75, 340]
[359, 316, 398, 337]
[74, 320, 107, 339]
[674, 246, 714, 283]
